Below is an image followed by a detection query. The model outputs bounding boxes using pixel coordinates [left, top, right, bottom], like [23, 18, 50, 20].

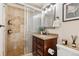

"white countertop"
[57, 44, 79, 55]
[32, 33, 58, 40]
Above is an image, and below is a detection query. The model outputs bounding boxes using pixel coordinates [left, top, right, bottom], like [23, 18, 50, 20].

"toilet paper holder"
[48, 48, 55, 55]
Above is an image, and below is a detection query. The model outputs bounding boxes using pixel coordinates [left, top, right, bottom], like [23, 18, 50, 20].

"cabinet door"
[5, 5, 25, 56]
[44, 39, 57, 56]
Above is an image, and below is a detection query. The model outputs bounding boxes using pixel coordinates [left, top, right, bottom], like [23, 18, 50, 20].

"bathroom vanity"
[32, 34, 58, 56]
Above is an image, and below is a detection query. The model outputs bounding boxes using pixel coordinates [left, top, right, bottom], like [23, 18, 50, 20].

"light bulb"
[50, 5, 53, 8]
[48, 7, 51, 11]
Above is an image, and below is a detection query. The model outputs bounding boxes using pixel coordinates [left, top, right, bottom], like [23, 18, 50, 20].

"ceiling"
[25, 3, 56, 16]
[26, 3, 49, 10]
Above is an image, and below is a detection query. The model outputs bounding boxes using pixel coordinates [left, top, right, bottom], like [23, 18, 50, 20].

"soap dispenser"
[71, 35, 77, 48]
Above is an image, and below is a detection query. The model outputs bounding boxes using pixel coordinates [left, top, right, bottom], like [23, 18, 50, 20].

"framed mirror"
[42, 4, 56, 28]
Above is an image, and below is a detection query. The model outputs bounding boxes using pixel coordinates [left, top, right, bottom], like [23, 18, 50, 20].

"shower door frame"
[3, 3, 27, 56]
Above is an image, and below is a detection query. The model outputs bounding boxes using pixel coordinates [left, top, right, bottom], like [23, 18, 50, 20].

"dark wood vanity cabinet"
[32, 34, 58, 56]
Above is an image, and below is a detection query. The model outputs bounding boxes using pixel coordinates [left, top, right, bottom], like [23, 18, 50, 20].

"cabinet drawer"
[33, 36, 37, 42]
[32, 42, 36, 50]
[37, 38, 44, 46]
[37, 45, 44, 51]
[37, 49, 43, 56]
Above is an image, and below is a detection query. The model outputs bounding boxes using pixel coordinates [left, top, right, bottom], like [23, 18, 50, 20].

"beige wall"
[46, 3, 79, 47]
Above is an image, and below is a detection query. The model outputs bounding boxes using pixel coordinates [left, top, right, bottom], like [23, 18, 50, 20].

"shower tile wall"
[5, 5, 25, 56]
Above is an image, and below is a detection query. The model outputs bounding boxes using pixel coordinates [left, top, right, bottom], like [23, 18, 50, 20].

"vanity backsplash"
[59, 34, 79, 48]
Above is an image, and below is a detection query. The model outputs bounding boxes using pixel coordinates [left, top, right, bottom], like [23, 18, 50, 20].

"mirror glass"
[41, 4, 56, 28]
